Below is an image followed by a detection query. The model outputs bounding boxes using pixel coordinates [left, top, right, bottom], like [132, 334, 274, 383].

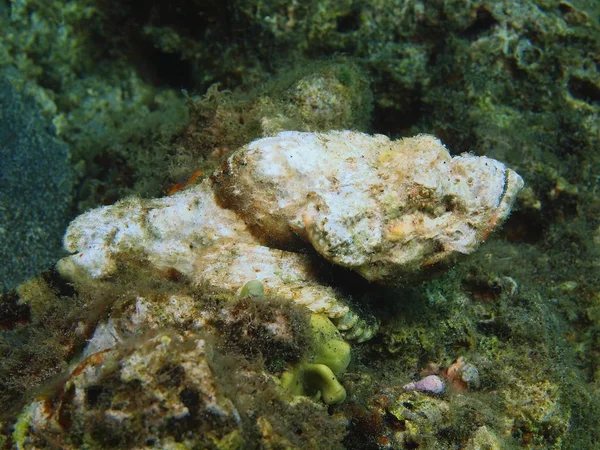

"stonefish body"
[58, 131, 524, 341]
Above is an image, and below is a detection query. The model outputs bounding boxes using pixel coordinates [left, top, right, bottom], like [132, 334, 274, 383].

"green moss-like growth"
[211, 294, 312, 373]
[0, 272, 91, 416]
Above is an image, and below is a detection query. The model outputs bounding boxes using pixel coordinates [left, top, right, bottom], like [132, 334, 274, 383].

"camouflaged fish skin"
[58, 131, 523, 341]
[215, 131, 524, 283]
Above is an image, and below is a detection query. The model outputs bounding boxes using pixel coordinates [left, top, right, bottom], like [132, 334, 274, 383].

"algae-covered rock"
[501, 379, 570, 448]
[17, 331, 347, 449]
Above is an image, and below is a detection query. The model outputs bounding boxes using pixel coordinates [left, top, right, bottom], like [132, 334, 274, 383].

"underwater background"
[0, 0, 599, 448]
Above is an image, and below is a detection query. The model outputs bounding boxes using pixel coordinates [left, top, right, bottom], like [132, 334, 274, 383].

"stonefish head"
[214, 131, 524, 284]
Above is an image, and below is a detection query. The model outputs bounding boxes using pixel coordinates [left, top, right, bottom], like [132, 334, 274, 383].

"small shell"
[403, 375, 445, 394]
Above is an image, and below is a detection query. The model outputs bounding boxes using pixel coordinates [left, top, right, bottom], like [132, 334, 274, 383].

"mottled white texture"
[58, 183, 257, 280]
[216, 131, 524, 283]
[193, 241, 351, 318]
[58, 130, 523, 341]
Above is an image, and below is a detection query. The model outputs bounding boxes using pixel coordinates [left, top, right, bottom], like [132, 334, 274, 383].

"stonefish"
[58, 131, 524, 342]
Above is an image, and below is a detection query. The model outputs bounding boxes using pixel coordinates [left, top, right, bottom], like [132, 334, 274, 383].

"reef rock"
[17, 331, 347, 449]
[57, 131, 523, 340]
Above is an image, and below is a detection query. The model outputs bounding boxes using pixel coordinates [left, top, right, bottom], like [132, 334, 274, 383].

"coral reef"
[1, 0, 600, 448]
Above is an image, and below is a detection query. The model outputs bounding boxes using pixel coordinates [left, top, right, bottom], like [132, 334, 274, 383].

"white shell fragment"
[58, 131, 523, 340]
